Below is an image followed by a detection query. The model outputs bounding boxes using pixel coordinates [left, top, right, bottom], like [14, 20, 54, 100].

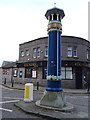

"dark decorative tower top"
[45, 6, 65, 32]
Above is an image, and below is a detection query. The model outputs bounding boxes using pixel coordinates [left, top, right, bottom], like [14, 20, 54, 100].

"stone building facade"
[12, 35, 90, 89]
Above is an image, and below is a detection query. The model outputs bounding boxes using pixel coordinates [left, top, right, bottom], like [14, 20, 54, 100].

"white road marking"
[2, 97, 23, 100]
[0, 100, 20, 104]
[0, 107, 12, 112]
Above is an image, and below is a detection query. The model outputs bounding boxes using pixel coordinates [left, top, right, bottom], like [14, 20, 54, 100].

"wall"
[2, 68, 12, 84]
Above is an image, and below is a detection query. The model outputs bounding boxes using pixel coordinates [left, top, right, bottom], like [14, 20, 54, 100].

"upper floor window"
[37, 47, 40, 57]
[67, 47, 72, 57]
[87, 50, 89, 59]
[21, 51, 24, 57]
[45, 46, 48, 57]
[73, 47, 77, 57]
[26, 50, 29, 56]
[33, 48, 37, 58]
[87, 50, 90, 60]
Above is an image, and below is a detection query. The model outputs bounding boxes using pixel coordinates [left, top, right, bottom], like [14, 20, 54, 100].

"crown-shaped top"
[45, 7, 65, 20]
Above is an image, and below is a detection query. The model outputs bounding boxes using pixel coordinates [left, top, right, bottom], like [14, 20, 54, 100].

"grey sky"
[0, 0, 89, 66]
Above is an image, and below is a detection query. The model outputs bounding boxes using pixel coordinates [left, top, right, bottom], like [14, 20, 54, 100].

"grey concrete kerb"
[36, 100, 74, 112]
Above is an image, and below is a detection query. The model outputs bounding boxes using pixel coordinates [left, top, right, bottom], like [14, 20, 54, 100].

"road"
[1, 85, 46, 119]
[0, 85, 89, 119]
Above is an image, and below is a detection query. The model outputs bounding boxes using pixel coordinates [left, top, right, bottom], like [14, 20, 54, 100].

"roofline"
[19, 35, 89, 46]
[19, 36, 48, 46]
[62, 35, 89, 43]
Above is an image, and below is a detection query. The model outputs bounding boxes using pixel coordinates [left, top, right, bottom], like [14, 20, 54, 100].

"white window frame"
[26, 50, 29, 56]
[73, 47, 77, 57]
[67, 47, 72, 57]
[37, 47, 40, 58]
[21, 51, 24, 57]
[33, 48, 37, 58]
[45, 46, 48, 57]
[87, 50, 89, 59]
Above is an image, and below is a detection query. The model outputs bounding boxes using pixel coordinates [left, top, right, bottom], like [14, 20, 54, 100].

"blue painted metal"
[46, 30, 62, 92]
[46, 80, 62, 92]
[48, 31, 57, 76]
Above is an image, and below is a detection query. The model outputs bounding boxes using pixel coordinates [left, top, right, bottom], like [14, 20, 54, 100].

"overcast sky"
[0, 0, 89, 66]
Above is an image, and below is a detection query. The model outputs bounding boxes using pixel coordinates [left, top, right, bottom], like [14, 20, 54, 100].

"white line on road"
[0, 107, 12, 112]
[2, 96, 23, 100]
[0, 100, 20, 104]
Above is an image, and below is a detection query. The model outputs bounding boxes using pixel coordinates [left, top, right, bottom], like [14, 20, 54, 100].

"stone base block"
[36, 91, 74, 112]
[39, 91, 65, 108]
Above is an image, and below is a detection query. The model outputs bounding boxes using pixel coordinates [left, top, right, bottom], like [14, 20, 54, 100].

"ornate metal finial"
[54, 3, 56, 8]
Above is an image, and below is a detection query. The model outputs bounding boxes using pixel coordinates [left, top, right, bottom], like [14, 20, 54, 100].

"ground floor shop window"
[25, 67, 37, 78]
[42, 67, 73, 80]
[61, 67, 73, 79]
[42, 68, 47, 79]
[25, 68, 32, 78]
[32, 70, 37, 78]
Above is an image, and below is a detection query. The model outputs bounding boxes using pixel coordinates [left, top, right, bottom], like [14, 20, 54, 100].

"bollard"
[4, 78, 6, 84]
[37, 82, 39, 90]
[24, 83, 33, 102]
[11, 80, 14, 87]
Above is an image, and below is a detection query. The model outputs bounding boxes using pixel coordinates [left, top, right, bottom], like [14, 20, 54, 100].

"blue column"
[46, 30, 62, 92]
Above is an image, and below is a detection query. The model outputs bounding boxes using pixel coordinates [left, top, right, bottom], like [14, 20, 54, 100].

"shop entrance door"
[75, 67, 82, 89]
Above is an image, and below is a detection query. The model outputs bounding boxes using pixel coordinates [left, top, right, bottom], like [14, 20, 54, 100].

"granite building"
[12, 35, 90, 89]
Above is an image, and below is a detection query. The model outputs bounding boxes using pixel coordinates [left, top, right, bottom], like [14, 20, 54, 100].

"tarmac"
[2, 82, 90, 120]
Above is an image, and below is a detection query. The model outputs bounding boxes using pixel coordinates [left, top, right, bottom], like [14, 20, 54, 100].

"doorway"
[75, 67, 82, 89]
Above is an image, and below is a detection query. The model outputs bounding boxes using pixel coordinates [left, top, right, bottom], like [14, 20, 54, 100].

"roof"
[19, 35, 89, 46]
[2, 61, 17, 68]
[45, 7, 65, 19]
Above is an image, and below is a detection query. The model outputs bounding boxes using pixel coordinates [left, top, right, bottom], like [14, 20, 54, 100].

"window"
[87, 50, 90, 59]
[21, 51, 24, 57]
[61, 67, 65, 79]
[37, 47, 40, 57]
[45, 46, 48, 57]
[61, 67, 73, 79]
[42, 68, 47, 79]
[25, 68, 32, 78]
[66, 67, 73, 79]
[87, 50, 90, 60]
[26, 50, 29, 56]
[67, 47, 72, 57]
[73, 47, 77, 57]
[32, 70, 37, 78]
[3, 69, 10, 75]
[33, 48, 37, 58]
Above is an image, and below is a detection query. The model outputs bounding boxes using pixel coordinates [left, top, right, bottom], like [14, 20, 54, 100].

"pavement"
[2, 82, 89, 94]
[2, 82, 90, 120]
